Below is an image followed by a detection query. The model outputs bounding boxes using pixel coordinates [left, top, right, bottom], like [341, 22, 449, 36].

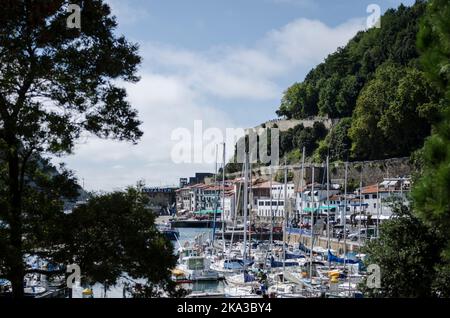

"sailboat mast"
[221, 142, 226, 251]
[300, 147, 305, 243]
[269, 166, 273, 251]
[249, 161, 252, 259]
[243, 152, 248, 262]
[343, 162, 348, 266]
[376, 183, 380, 238]
[283, 160, 288, 279]
[212, 144, 218, 245]
[309, 165, 315, 280]
[359, 168, 363, 245]
[326, 156, 330, 252]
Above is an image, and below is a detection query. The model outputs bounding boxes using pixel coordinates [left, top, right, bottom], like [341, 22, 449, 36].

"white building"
[221, 191, 236, 223]
[256, 182, 295, 222]
[271, 182, 295, 200]
[295, 183, 340, 215]
[360, 177, 410, 218]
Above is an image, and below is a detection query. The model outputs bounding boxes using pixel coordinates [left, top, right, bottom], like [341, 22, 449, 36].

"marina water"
[78, 227, 222, 298]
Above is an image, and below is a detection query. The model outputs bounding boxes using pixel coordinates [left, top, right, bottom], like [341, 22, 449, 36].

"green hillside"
[275, 1, 442, 163]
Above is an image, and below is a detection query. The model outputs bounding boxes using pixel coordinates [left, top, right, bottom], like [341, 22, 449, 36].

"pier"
[286, 229, 362, 253]
[170, 220, 225, 228]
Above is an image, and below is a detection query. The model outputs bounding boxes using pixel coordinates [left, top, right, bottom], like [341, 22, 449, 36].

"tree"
[0, 0, 142, 298]
[276, 2, 427, 121]
[413, 0, 450, 296]
[416, 0, 450, 101]
[276, 82, 318, 119]
[317, 75, 340, 117]
[54, 185, 180, 298]
[349, 63, 405, 160]
[362, 203, 443, 298]
[378, 67, 439, 155]
[315, 118, 352, 162]
[335, 75, 361, 117]
[349, 62, 437, 160]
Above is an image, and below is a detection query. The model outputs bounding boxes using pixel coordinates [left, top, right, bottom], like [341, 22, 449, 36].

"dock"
[215, 231, 283, 241]
[170, 219, 225, 228]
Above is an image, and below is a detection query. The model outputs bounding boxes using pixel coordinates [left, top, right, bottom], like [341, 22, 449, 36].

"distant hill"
[224, 1, 443, 175]
[272, 1, 442, 164]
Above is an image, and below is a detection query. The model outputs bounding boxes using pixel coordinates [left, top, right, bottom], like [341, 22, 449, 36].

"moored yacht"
[173, 255, 223, 283]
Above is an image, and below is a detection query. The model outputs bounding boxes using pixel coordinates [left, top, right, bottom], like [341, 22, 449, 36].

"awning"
[319, 205, 338, 210]
[303, 206, 337, 212]
[350, 203, 369, 207]
[302, 207, 319, 213]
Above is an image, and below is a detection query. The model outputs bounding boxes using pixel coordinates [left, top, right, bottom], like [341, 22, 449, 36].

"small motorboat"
[174, 255, 223, 283]
[24, 286, 47, 296]
[157, 223, 180, 241]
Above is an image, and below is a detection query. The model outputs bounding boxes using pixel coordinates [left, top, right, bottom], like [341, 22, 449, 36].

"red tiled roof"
[329, 194, 342, 200]
[361, 184, 379, 194]
[252, 181, 280, 188]
[295, 182, 326, 193]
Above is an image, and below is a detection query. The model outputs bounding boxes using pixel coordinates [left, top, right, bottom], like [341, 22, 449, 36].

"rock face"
[227, 157, 414, 189]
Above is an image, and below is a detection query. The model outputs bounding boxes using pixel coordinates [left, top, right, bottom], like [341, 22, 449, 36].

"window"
[373, 203, 377, 209]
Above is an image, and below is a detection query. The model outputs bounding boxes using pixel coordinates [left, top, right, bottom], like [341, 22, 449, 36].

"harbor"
[1, 0, 447, 303]
[162, 150, 387, 298]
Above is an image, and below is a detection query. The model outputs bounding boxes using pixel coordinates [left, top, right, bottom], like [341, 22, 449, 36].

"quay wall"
[228, 157, 413, 189]
[287, 234, 362, 254]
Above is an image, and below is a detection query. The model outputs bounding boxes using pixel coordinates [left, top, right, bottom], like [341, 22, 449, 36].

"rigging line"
[228, 165, 244, 255]
[262, 165, 286, 266]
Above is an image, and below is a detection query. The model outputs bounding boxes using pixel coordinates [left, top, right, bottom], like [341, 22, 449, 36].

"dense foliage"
[364, 0, 450, 298]
[412, 0, 450, 296]
[277, 2, 426, 120]
[275, 1, 442, 162]
[362, 203, 444, 297]
[0, 0, 154, 298]
[280, 122, 327, 160]
[55, 185, 180, 297]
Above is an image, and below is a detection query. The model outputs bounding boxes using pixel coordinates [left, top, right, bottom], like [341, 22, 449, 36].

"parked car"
[348, 228, 377, 241]
[336, 229, 350, 240]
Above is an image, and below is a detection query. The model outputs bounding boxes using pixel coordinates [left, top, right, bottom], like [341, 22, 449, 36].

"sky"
[56, 0, 416, 191]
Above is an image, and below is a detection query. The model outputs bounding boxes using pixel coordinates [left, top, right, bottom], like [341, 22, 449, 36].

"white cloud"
[142, 17, 365, 100]
[266, 18, 366, 66]
[142, 44, 282, 100]
[57, 16, 365, 191]
[62, 73, 235, 190]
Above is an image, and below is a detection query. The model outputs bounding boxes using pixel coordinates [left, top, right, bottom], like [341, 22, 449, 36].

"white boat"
[210, 257, 254, 274]
[186, 291, 226, 298]
[24, 286, 47, 296]
[174, 256, 222, 283]
[225, 272, 260, 287]
[224, 285, 261, 298]
[268, 282, 306, 298]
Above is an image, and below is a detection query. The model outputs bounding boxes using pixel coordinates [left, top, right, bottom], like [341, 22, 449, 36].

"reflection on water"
[175, 228, 223, 294]
[76, 227, 219, 298]
[175, 227, 212, 247]
[181, 281, 225, 293]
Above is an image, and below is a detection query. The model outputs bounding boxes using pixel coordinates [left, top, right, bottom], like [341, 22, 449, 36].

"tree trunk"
[8, 148, 25, 299]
